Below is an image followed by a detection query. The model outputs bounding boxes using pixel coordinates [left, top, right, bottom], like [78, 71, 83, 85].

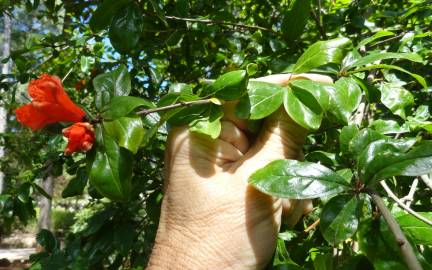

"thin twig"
[370, 32, 407, 48]
[304, 218, 320, 233]
[310, 8, 326, 39]
[62, 66, 74, 83]
[164, 15, 278, 34]
[420, 174, 432, 190]
[400, 178, 418, 208]
[369, 191, 423, 270]
[380, 180, 432, 226]
[136, 99, 214, 116]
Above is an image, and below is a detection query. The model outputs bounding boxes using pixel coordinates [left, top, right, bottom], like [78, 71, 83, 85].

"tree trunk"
[0, 13, 12, 194]
[37, 176, 54, 231]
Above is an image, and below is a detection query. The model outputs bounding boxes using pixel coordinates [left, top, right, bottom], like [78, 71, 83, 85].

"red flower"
[62, 122, 95, 155]
[15, 74, 86, 130]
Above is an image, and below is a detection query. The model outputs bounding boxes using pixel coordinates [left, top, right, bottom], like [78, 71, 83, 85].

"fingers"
[282, 199, 313, 228]
[253, 73, 333, 85]
[219, 120, 250, 154]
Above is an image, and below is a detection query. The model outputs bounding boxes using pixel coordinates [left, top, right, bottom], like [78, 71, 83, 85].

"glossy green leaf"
[89, 0, 131, 31]
[109, 3, 143, 54]
[89, 126, 133, 201]
[249, 159, 350, 199]
[367, 141, 432, 184]
[370, 119, 409, 135]
[289, 80, 332, 111]
[281, 0, 311, 41]
[169, 83, 193, 94]
[103, 117, 145, 154]
[331, 77, 362, 123]
[284, 85, 323, 130]
[320, 194, 362, 245]
[167, 103, 209, 126]
[102, 96, 154, 120]
[348, 52, 422, 69]
[189, 104, 223, 139]
[93, 65, 131, 110]
[352, 76, 381, 103]
[211, 70, 248, 100]
[349, 128, 387, 157]
[379, 83, 414, 119]
[356, 30, 395, 49]
[357, 219, 407, 270]
[305, 151, 336, 168]
[339, 124, 359, 155]
[350, 64, 427, 88]
[62, 167, 88, 198]
[242, 81, 284, 120]
[397, 213, 432, 245]
[293, 38, 352, 73]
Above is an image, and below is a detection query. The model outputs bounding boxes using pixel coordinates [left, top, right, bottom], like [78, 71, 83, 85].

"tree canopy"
[1, 0, 432, 269]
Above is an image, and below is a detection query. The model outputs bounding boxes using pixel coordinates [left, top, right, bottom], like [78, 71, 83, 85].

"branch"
[136, 99, 215, 116]
[380, 180, 432, 226]
[369, 192, 423, 270]
[420, 174, 432, 190]
[370, 32, 407, 48]
[310, 5, 327, 39]
[164, 15, 278, 35]
[400, 178, 418, 208]
[304, 218, 320, 233]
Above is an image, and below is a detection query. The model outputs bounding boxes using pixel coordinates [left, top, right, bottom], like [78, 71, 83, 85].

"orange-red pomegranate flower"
[15, 74, 86, 130]
[62, 122, 95, 155]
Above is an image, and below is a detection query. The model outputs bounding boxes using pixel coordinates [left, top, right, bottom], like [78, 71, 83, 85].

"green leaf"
[102, 96, 155, 120]
[103, 117, 145, 154]
[36, 229, 57, 252]
[114, 223, 136, 255]
[367, 141, 432, 184]
[249, 159, 350, 199]
[240, 81, 284, 120]
[370, 119, 409, 135]
[109, 3, 143, 54]
[349, 128, 387, 157]
[356, 30, 395, 49]
[284, 85, 323, 130]
[305, 151, 336, 168]
[379, 83, 414, 119]
[89, 0, 131, 32]
[89, 126, 133, 201]
[189, 104, 223, 139]
[211, 70, 248, 100]
[339, 124, 359, 155]
[281, 0, 311, 42]
[352, 76, 381, 103]
[293, 38, 352, 73]
[93, 65, 131, 110]
[61, 167, 88, 198]
[348, 52, 422, 69]
[289, 80, 332, 111]
[349, 64, 427, 88]
[320, 194, 362, 245]
[149, 0, 168, 26]
[167, 103, 209, 126]
[331, 77, 362, 123]
[397, 213, 432, 245]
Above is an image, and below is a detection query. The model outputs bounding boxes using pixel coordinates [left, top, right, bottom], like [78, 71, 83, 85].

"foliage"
[1, 0, 432, 269]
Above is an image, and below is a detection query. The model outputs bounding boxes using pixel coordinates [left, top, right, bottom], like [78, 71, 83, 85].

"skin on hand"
[147, 74, 332, 270]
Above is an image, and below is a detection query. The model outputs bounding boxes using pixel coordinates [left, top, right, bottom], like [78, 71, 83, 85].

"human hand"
[147, 74, 333, 270]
